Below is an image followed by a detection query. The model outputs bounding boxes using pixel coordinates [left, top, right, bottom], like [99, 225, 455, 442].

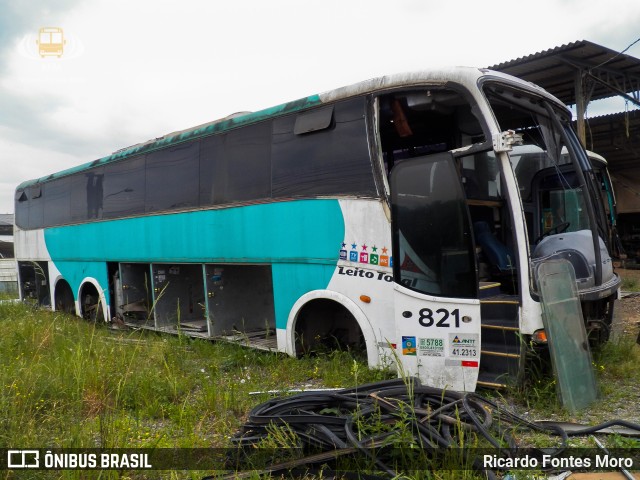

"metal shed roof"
[489, 40, 640, 174]
[489, 39, 640, 106]
[579, 109, 640, 172]
[0, 214, 13, 228]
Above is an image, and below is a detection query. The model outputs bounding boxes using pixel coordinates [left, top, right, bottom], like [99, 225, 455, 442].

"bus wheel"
[80, 283, 105, 322]
[54, 280, 76, 315]
[294, 299, 365, 357]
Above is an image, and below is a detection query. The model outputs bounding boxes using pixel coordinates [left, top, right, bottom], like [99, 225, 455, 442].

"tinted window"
[391, 152, 476, 298]
[103, 156, 145, 218]
[16, 97, 379, 229]
[217, 122, 271, 203]
[43, 177, 71, 226]
[28, 185, 44, 229]
[199, 135, 223, 207]
[70, 168, 104, 222]
[146, 142, 200, 212]
[272, 97, 375, 197]
[14, 190, 28, 229]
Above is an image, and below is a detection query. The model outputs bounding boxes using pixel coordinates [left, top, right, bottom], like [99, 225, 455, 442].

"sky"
[1, 0, 640, 214]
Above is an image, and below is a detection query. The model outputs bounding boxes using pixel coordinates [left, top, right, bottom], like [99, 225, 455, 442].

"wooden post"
[575, 68, 587, 148]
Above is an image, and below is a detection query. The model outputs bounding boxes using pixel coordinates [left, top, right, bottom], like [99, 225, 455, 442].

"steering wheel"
[534, 222, 570, 244]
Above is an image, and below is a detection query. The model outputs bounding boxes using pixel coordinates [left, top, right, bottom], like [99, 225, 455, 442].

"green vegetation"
[509, 334, 640, 413]
[0, 301, 391, 479]
[1, 298, 638, 479]
[621, 276, 639, 291]
[494, 327, 640, 459]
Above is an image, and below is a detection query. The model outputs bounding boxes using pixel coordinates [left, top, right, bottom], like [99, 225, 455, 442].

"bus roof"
[16, 66, 559, 190]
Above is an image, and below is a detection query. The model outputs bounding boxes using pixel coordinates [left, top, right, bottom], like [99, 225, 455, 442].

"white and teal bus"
[14, 67, 620, 391]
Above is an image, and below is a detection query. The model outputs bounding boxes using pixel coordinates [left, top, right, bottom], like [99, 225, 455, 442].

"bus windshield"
[483, 84, 595, 244]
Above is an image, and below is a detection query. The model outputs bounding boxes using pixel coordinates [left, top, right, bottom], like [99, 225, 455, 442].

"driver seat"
[473, 221, 515, 273]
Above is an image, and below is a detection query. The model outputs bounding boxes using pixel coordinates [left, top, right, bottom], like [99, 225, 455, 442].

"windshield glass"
[484, 84, 593, 243]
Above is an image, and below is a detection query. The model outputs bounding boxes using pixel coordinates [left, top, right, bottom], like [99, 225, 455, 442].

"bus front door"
[390, 152, 481, 392]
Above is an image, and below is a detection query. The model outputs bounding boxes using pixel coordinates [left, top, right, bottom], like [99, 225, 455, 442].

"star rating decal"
[339, 241, 392, 267]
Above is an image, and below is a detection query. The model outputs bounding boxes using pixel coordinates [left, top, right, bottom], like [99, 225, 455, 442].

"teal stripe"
[54, 261, 109, 302]
[271, 263, 338, 330]
[45, 200, 344, 329]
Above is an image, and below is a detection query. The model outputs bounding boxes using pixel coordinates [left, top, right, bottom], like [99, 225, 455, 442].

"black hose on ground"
[203, 377, 640, 479]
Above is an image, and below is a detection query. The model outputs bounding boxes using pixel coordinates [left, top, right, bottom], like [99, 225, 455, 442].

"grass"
[1, 298, 639, 479]
[0, 301, 392, 479]
[499, 265, 640, 426]
[621, 276, 639, 291]
[493, 332, 640, 454]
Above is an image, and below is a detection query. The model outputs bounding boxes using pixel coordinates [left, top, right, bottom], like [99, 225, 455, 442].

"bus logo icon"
[8, 450, 39, 468]
[37, 27, 65, 57]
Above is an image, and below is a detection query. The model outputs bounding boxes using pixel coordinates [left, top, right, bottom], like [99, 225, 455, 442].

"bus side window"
[272, 97, 375, 197]
[199, 134, 223, 207]
[43, 177, 71, 226]
[146, 143, 200, 212]
[29, 185, 44, 229]
[14, 190, 28, 229]
[218, 121, 272, 203]
[103, 156, 146, 219]
[70, 169, 104, 222]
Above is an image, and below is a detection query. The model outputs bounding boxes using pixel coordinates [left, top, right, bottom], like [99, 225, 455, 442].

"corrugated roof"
[489, 40, 640, 105]
[490, 40, 640, 173]
[576, 109, 640, 172]
[0, 214, 13, 227]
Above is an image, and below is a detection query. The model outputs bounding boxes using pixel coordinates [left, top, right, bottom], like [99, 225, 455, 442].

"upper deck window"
[15, 96, 378, 229]
[377, 88, 486, 176]
[146, 143, 200, 212]
[272, 97, 374, 197]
